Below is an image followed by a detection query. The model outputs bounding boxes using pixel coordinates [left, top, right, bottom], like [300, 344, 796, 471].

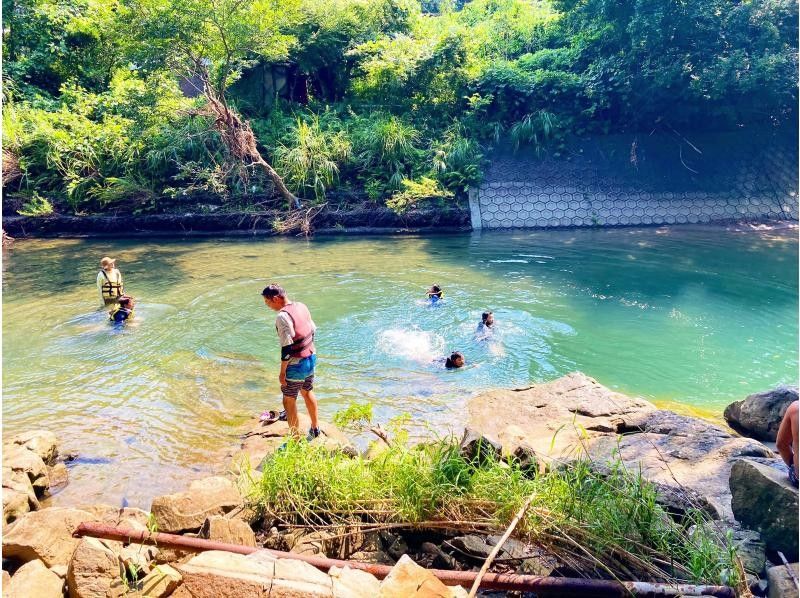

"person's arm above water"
[776, 401, 798, 474]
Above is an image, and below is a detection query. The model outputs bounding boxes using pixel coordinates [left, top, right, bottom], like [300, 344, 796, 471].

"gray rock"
[448, 535, 493, 560]
[730, 459, 798, 556]
[459, 428, 501, 465]
[724, 386, 798, 441]
[767, 562, 799, 598]
[467, 373, 775, 521]
[511, 443, 539, 475]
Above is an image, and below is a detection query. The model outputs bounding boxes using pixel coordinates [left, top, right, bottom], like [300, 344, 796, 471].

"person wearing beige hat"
[97, 257, 124, 307]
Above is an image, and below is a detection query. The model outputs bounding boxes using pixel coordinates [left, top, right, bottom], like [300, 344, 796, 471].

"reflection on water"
[3, 226, 797, 507]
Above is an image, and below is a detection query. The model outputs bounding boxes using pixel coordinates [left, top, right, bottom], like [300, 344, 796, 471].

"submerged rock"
[729, 458, 798, 556]
[724, 385, 798, 441]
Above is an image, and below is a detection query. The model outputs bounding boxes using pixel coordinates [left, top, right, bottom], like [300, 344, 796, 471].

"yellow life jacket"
[100, 269, 123, 299]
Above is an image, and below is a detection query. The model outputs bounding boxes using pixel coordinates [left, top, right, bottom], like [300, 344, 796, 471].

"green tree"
[122, 0, 304, 206]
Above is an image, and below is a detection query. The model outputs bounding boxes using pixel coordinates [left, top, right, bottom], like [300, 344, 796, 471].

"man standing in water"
[261, 284, 321, 441]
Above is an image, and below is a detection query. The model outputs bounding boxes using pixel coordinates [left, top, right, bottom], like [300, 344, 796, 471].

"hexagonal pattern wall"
[471, 131, 798, 229]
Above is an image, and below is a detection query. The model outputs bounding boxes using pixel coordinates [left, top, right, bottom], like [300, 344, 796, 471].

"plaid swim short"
[281, 375, 314, 399]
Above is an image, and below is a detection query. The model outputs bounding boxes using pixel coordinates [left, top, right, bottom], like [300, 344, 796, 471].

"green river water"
[2, 226, 797, 507]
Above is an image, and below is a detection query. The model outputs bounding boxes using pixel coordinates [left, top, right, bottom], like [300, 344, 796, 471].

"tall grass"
[244, 438, 741, 587]
[274, 116, 351, 201]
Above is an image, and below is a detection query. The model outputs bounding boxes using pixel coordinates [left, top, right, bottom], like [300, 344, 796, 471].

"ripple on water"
[2, 227, 796, 507]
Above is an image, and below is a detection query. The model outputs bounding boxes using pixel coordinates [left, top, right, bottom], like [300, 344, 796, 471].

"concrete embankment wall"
[470, 129, 798, 229]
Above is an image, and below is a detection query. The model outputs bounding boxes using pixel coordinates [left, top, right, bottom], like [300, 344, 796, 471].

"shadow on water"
[2, 238, 197, 300]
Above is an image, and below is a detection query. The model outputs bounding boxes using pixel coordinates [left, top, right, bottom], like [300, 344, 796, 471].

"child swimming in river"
[444, 351, 465, 369]
[109, 295, 135, 325]
[476, 311, 494, 336]
[426, 284, 444, 305]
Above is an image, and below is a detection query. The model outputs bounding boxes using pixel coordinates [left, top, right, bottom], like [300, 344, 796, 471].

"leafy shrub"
[387, 176, 452, 214]
[17, 192, 54, 216]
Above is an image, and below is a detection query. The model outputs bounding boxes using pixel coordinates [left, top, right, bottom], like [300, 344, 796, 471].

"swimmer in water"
[109, 295, 135, 325]
[444, 351, 465, 369]
[427, 284, 444, 305]
[476, 311, 494, 336]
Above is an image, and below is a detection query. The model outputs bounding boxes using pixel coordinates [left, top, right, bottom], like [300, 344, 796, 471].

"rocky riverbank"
[2, 373, 797, 597]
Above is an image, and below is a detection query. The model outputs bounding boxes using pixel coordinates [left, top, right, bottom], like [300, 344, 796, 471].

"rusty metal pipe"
[73, 522, 734, 597]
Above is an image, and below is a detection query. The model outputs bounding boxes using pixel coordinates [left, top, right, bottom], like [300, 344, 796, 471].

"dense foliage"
[3, 0, 797, 215]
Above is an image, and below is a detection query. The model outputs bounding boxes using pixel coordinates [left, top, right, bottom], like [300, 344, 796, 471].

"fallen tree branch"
[468, 494, 536, 598]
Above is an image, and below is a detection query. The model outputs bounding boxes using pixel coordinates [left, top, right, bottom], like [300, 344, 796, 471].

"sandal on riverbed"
[259, 409, 288, 424]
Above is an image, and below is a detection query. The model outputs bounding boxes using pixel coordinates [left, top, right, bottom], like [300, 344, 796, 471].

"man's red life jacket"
[279, 302, 316, 359]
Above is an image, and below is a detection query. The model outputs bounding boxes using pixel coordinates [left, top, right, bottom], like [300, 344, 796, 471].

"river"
[2, 225, 797, 507]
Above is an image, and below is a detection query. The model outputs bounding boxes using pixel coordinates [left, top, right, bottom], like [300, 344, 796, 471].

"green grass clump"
[244, 438, 741, 587]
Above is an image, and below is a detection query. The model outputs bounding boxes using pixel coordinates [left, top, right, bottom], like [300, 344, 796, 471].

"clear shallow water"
[3, 226, 797, 507]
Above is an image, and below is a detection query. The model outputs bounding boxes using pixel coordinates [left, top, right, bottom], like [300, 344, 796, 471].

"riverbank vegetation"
[243, 435, 743, 588]
[3, 0, 796, 217]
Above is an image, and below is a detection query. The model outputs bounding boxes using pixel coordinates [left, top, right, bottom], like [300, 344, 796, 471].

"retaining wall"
[471, 129, 798, 229]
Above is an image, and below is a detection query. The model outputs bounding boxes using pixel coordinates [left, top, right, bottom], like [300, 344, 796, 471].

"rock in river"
[724, 385, 798, 441]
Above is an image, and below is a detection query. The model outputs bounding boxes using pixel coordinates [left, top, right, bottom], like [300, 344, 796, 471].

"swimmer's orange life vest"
[279, 302, 316, 359]
[100, 269, 123, 299]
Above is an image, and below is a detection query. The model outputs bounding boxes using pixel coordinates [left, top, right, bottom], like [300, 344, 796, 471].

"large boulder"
[467, 373, 774, 520]
[9, 430, 59, 465]
[6, 559, 64, 598]
[67, 537, 125, 598]
[730, 458, 798, 556]
[724, 386, 798, 441]
[2, 507, 93, 567]
[467, 372, 658, 458]
[151, 476, 242, 533]
[767, 562, 799, 598]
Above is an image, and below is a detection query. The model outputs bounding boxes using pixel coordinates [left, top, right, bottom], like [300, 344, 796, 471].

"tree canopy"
[3, 0, 797, 215]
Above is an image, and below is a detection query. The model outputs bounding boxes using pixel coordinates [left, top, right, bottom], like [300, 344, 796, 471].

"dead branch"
[468, 494, 536, 598]
[271, 203, 327, 236]
[189, 67, 300, 209]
